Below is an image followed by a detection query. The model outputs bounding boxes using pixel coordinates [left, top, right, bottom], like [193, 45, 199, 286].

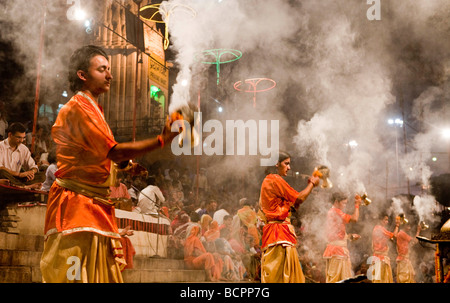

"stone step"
[0, 265, 42, 283]
[132, 256, 187, 270]
[124, 256, 207, 282]
[0, 232, 208, 283]
[0, 232, 44, 252]
[122, 268, 207, 283]
[0, 249, 42, 267]
[0, 258, 205, 283]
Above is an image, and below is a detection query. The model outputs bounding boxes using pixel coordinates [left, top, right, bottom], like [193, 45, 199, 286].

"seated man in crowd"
[40, 149, 57, 192]
[136, 176, 165, 214]
[0, 122, 45, 187]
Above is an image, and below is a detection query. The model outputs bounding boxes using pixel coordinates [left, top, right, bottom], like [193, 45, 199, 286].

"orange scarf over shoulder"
[44, 91, 120, 239]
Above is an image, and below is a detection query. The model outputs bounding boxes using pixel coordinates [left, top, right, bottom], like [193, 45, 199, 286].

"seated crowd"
[1, 119, 435, 283]
[112, 164, 264, 282]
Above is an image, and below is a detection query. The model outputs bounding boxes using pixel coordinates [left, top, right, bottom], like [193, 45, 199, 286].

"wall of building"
[90, 0, 169, 142]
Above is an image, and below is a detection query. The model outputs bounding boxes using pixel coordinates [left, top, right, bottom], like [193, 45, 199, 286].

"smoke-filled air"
[164, 0, 449, 275]
[0, 0, 449, 282]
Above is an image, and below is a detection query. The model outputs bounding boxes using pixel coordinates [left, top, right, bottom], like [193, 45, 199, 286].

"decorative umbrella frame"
[195, 48, 242, 85]
[140, 3, 196, 50]
[233, 77, 277, 107]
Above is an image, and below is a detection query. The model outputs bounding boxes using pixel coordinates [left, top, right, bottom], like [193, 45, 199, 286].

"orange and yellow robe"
[322, 207, 353, 283]
[396, 230, 416, 283]
[371, 225, 394, 283]
[40, 91, 125, 283]
[259, 173, 305, 283]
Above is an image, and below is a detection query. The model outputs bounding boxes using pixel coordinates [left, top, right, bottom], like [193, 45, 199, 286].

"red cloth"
[396, 230, 412, 261]
[110, 183, 131, 199]
[260, 174, 300, 250]
[322, 207, 351, 258]
[372, 224, 394, 261]
[119, 236, 136, 269]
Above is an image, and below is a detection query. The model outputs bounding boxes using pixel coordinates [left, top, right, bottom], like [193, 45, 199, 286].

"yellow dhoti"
[371, 254, 393, 283]
[325, 257, 353, 283]
[396, 259, 415, 283]
[40, 231, 125, 283]
[261, 245, 305, 283]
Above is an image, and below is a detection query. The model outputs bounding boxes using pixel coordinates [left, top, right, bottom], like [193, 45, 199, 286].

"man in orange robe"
[40, 45, 178, 283]
[371, 214, 399, 283]
[396, 222, 421, 283]
[259, 151, 319, 283]
[322, 192, 361, 283]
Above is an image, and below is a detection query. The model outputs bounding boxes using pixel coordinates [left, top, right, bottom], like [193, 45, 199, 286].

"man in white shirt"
[0, 122, 43, 186]
[136, 176, 165, 214]
[213, 202, 232, 225]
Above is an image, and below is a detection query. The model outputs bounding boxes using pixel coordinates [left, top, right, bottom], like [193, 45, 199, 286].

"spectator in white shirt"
[136, 176, 166, 214]
[213, 202, 232, 225]
[0, 122, 44, 187]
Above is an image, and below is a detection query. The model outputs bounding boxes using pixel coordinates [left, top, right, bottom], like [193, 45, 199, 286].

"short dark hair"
[277, 150, 291, 163]
[223, 215, 233, 221]
[379, 213, 389, 220]
[8, 122, 26, 135]
[68, 45, 109, 93]
[47, 148, 57, 164]
[190, 211, 200, 223]
[331, 191, 347, 204]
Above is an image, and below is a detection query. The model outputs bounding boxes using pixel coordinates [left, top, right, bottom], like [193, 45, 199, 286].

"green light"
[195, 49, 242, 85]
[150, 85, 161, 99]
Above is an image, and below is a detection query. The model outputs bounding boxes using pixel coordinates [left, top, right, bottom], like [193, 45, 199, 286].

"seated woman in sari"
[184, 225, 221, 281]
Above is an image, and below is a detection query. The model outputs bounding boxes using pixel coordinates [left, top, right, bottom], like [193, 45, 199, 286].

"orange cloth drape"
[204, 221, 220, 242]
[372, 225, 394, 261]
[396, 230, 412, 261]
[184, 226, 222, 280]
[259, 173, 305, 283]
[43, 91, 120, 239]
[200, 214, 213, 236]
[259, 174, 300, 250]
[323, 207, 351, 258]
[237, 206, 260, 247]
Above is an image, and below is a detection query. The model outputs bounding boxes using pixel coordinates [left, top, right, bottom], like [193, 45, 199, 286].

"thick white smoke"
[164, 0, 448, 280]
[164, 0, 449, 211]
[2, 0, 448, 280]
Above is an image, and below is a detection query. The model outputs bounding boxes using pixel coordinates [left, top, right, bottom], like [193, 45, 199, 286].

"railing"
[109, 116, 165, 140]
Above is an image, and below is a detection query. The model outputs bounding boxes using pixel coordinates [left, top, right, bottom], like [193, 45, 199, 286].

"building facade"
[91, 0, 170, 142]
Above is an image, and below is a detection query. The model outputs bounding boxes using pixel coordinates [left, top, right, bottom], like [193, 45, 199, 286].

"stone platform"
[0, 203, 207, 283]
